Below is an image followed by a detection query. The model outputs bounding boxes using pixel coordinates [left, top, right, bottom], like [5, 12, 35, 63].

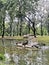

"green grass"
[0, 36, 49, 45]
[37, 36, 49, 45]
[0, 36, 28, 42]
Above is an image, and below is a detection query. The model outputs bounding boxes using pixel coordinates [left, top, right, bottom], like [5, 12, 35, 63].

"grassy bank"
[0, 36, 49, 45]
[0, 36, 27, 41]
[37, 36, 49, 45]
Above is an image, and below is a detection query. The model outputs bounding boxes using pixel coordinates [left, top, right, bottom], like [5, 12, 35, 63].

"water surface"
[0, 39, 49, 65]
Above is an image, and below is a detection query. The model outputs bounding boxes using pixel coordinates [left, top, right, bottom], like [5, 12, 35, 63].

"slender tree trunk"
[17, 24, 18, 36]
[19, 17, 22, 36]
[17, 18, 19, 36]
[2, 17, 5, 38]
[19, 2, 22, 36]
[41, 21, 43, 36]
[10, 22, 12, 36]
[0, 15, 2, 36]
[10, 17, 13, 36]
[28, 22, 30, 34]
[33, 22, 36, 37]
[47, 23, 49, 36]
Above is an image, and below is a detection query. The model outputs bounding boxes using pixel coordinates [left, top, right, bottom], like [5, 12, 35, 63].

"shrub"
[0, 54, 5, 60]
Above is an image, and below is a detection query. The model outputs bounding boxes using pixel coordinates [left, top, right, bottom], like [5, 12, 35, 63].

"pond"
[0, 39, 49, 65]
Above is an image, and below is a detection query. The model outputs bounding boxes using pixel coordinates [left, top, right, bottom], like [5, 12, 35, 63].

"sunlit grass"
[0, 36, 49, 45]
[0, 36, 28, 42]
[37, 36, 49, 45]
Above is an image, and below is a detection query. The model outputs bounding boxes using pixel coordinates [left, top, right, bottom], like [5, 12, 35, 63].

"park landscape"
[0, 0, 49, 65]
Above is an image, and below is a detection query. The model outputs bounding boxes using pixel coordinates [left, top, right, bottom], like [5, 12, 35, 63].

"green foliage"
[36, 27, 41, 35]
[0, 0, 48, 36]
[0, 0, 3, 9]
[1, 0, 7, 3]
[0, 54, 5, 60]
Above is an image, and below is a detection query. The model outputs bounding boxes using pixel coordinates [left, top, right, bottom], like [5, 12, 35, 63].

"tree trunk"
[41, 21, 43, 36]
[17, 21, 19, 36]
[25, 16, 36, 37]
[10, 22, 12, 36]
[28, 22, 30, 34]
[10, 17, 13, 36]
[33, 22, 36, 37]
[19, 17, 22, 36]
[17, 18, 19, 36]
[47, 23, 49, 36]
[2, 17, 5, 38]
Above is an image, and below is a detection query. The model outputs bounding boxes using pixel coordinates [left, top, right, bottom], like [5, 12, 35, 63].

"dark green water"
[0, 39, 49, 65]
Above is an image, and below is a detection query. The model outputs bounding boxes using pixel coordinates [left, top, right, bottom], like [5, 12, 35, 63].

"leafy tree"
[0, 0, 39, 37]
[0, 0, 4, 37]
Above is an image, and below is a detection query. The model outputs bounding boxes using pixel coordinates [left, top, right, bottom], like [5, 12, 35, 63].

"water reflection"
[0, 39, 49, 65]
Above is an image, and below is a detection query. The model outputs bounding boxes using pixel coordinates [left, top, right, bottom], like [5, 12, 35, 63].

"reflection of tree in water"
[2, 38, 7, 54]
[44, 49, 49, 65]
[0, 39, 49, 65]
[10, 49, 32, 65]
[36, 49, 48, 65]
[20, 49, 38, 65]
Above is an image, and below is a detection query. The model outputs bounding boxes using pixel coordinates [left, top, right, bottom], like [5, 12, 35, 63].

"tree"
[0, 0, 5, 38]
[2, 0, 39, 36]
[0, 1, 3, 35]
[1, 4, 6, 38]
